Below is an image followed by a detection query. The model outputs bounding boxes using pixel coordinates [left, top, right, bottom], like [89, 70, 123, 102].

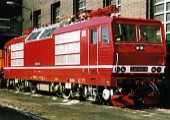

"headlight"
[139, 45, 144, 50]
[121, 67, 126, 73]
[157, 67, 162, 73]
[151, 67, 157, 73]
[136, 46, 140, 50]
[135, 45, 144, 51]
[115, 66, 120, 73]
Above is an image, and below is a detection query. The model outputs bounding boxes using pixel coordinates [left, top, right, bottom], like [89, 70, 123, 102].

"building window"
[103, 0, 111, 7]
[154, 1, 170, 44]
[73, 0, 78, 15]
[167, 2, 170, 11]
[167, 24, 170, 32]
[51, 2, 60, 24]
[79, 0, 86, 12]
[167, 13, 170, 21]
[166, 34, 170, 42]
[73, 0, 86, 16]
[111, 0, 116, 4]
[155, 0, 164, 3]
[155, 14, 164, 22]
[34, 10, 41, 28]
[155, 4, 164, 13]
[104, 0, 119, 7]
[118, 0, 121, 4]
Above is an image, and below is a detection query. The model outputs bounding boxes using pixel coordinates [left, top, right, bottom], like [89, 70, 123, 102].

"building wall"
[86, 0, 102, 10]
[22, 0, 34, 31]
[22, 0, 105, 31]
[22, 0, 150, 31]
[121, 0, 146, 18]
[60, 0, 73, 21]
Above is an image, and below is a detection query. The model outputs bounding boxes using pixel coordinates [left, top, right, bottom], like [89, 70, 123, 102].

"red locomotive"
[3, 5, 166, 106]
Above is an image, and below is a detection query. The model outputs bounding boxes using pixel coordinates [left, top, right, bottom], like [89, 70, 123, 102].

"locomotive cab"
[111, 18, 166, 105]
[113, 18, 165, 69]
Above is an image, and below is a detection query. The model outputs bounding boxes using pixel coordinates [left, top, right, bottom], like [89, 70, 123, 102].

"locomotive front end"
[111, 18, 166, 106]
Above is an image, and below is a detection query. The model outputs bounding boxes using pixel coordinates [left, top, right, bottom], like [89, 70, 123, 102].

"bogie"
[29, 82, 37, 94]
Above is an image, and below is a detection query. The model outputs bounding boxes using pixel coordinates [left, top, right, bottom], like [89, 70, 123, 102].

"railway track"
[1, 89, 170, 120]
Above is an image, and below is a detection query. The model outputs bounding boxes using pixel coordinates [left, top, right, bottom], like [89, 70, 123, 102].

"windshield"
[113, 23, 162, 43]
[114, 24, 136, 42]
[140, 25, 161, 43]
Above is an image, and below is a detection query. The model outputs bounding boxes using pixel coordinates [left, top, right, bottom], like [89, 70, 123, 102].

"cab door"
[89, 28, 98, 74]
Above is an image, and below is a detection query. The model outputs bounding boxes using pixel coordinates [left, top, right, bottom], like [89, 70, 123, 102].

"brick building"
[0, 0, 166, 44]
[21, 0, 170, 69]
[22, 0, 104, 31]
[22, 0, 153, 31]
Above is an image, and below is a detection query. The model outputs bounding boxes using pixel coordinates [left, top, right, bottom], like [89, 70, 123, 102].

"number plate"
[65, 83, 72, 89]
[130, 67, 148, 72]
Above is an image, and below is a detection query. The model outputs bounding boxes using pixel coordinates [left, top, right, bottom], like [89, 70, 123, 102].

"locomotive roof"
[24, 16, 113, 42]
[54, 16, 113, 34]
[4, 15, 163, 47]
[26, 23, 60, 42]
[23, 16, 164, 39]
[54, 16, 162, 34]
[4, 35, 27, 47]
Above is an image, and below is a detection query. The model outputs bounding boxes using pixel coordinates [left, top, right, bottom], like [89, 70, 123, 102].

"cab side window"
[102, 26, 109, 43]
[91, 29, 97, 44]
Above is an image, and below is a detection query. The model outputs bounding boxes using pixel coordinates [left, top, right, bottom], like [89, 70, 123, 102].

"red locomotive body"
[4, 6, 166, 106]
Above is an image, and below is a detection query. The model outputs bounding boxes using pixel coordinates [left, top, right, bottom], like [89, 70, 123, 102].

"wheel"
[62, 85, 71, 99]
[6, 79, 10, 89]
[19, 81, 26, 91]
[102, 88, 110, 101]
[70, 87, 77, 99]
[82, 86, 88, 99]
[29, 82, 37, 94]
[79, 86, 88, 101]
[14, 81, 26, 91]
[14, 83, 20, 92]
[62, 89, 71, 99]
[52, 83, 63, 97]
[102, 88, 112, 105]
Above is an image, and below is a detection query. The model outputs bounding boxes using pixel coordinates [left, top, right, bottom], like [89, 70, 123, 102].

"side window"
[39, 27, 56, 39]
[91, 29, 97, 44]
[102, 26, 109, 43]
[27, 31, 41, 41]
